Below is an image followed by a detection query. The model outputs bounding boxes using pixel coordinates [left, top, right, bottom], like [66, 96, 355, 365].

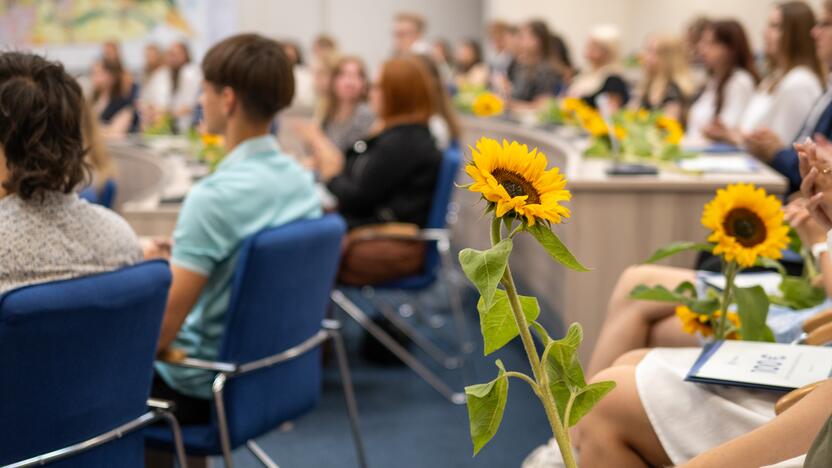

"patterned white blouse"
[0, 191, 143, 294]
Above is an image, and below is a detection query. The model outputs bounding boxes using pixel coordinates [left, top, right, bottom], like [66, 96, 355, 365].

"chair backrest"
[421, 142, 462, 278]
[79, 179, 118, 209]
[0, 261, 172, 467]
[218, 214, 346, 446]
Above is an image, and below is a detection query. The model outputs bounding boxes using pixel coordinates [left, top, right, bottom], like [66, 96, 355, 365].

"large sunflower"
[702, 183, 789, 268]
[465, 138, 571, 226]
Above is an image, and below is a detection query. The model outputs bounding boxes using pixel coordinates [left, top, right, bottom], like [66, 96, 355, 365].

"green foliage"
[770, 276, 826, 310]
[527, 224, 590, 272]
[644, 242, 713, 264]
[459, 239, 513, 309]
[465, 360, 509, 455]
[477, 290, 541, 355]
[630, 283, 720, 314]
[544, 324, 616, 428]
[734, 286, 776, 342]
[538, 99, 566, 125]
[583, 138, 612, 158]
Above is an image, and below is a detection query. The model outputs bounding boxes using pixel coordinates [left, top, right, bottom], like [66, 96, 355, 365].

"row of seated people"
[436, 2, 828, 199]
[0, 33, 443, 448]
[88, 41, 202, 138]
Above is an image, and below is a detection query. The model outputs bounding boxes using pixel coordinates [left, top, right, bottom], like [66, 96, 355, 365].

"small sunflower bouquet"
[453, 86, 504, 118]
[143, 112, 175, 137]
[631, 183, 789, 341]
[188, 130, 226, 172]
[458, 137, 613, 467]
[583, 109, 692, 164]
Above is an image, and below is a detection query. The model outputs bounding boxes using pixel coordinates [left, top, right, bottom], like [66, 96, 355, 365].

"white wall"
[486, 0, 826, 67]
[236, 0, 484, 72]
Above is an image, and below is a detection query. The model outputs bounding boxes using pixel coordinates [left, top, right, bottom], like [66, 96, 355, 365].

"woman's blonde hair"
[81, 101, 115, 189]
[639, 35, 697, 108]
[589, 24, 622, 64]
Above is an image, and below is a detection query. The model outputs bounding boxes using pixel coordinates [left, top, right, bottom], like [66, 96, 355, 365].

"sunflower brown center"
[723, 208, 766, 247]
[492, 168, 540, 203]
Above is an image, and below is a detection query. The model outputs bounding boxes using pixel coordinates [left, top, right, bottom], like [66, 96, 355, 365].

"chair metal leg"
[438, 242, 475, 355]
[374, 297, 461, 370]
[246, 440, 279, 468]
[329, 328, 370, 468]
[212, 374, 235, 468]
[158, 410, 189, 468]
[331, 290, 466, 405]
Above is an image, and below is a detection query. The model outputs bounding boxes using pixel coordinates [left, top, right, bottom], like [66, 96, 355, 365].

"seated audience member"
[585, 196, 832, 378]
[488, 22, 520, 95]
[80, 100, 116, 197]
[509, 20, 564, 106]
[0, 52, 141, 294]
[149, 34, 322, 422]
[311, 52, 340, 121]
[418, 55, 463, 150]
[746, 0, 832, 194]
[102, 40, 122, 63]
[393, 12, 430, 56]
[300, 56, 441, 229]
[685, 19, 759, 144]
[317, 56, 376, 153]
[454, 38, 489, 90]
[166, 41, 202, 133]
[312, 34, 339, 65]
[430, 39, 455, 87]
[89, 58, 139, 136]
[706, 1, 823, 148]
[138, 43, 172, 125]
[566, 24, 630, 111]
[487, 20, 515, 78]
[283, 40, 315, 109]
[635, 35, 696, 121]
[549, 32, 576, 84]
[685, 16, 712, 88]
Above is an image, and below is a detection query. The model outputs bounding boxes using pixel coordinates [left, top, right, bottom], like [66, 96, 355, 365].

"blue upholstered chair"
[79, 179, 118, 209]
[146, 214, 367, 468]
[330, 142, 470, 404]
[0, 261, 186, 468]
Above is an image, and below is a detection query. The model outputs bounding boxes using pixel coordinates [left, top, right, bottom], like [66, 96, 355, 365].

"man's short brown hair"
[201, 33, 294, 122]
[0, 52, 87, 200]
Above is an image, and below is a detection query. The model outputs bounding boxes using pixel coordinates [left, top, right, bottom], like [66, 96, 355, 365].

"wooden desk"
[454, 116, 788, 360]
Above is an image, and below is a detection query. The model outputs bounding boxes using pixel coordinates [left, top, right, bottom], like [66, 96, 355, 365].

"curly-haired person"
[0, 52, 142, 294]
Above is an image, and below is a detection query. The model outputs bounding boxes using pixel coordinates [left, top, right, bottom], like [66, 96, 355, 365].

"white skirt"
[636, 348, 779, 464]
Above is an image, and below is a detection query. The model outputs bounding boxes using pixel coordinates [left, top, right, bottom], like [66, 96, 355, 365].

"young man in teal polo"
[148, 34, 322, 422]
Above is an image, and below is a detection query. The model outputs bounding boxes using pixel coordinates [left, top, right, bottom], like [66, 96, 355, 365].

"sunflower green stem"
[716, 261, 738, 339]
[490, 217, 577, 468]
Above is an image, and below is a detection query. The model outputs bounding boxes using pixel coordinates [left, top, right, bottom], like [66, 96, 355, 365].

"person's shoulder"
[780, 66, 823, 90]
[78, 200, 140, 248]
[729, 69, 756, 89]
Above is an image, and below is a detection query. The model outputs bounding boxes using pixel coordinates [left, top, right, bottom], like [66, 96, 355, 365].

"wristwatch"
[811, 242, 829, 260]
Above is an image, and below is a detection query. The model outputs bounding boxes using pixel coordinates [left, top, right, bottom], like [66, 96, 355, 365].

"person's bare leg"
[577, 366, 672, 468]
[648, 314, 699, 348]
[587, 265, 696, 377]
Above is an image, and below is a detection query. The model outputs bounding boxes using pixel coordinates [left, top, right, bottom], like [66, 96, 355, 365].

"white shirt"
[686, 69, 755, 144]
[139, 66, 172, 110]
[170, 63, 202, 129]
[739, 66, 823, 143]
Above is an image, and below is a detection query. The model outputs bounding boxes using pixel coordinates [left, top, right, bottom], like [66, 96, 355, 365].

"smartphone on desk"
[606, 163, 659, 176]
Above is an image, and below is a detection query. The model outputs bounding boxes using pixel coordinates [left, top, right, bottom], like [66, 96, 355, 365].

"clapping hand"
[784, 198, 828, 246]
[797, 136, 832, 231]
[743, 128, 782, 162]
